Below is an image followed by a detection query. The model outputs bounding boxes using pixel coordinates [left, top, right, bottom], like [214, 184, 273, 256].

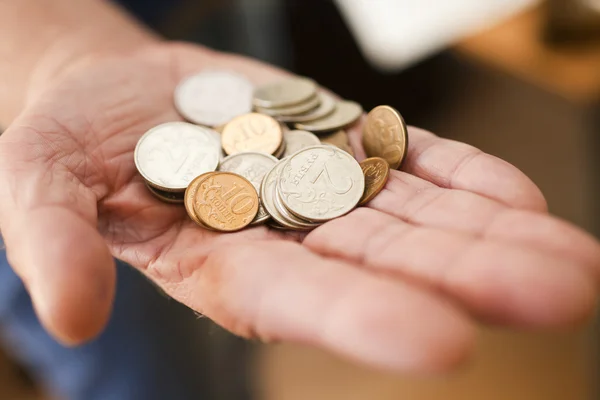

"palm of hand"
[1, 43, 598, 373]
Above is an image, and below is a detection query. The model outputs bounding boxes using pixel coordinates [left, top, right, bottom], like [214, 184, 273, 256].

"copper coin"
[362, 105, 408, 170]
[193, 172, 259, 232]
[359, 157, 390, 206]
[184, 172, 215, 229]
[221, 113, 283, 156]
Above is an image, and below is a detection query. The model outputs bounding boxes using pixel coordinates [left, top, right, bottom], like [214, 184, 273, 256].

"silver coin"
[253, 77, 317, 108]
[134, 122, 220, 192]
[278, 92, 336, 123]
[206, 127, 227, 160]
[277, 145, 364, 221]
[175, 70, 254, 127]
[273, 185, 320, 230]
[260, 158, 299, 229]
[294, 101, 363, 133]
[145, 183, 185, 204]
[218, 152, 278, 225]
[283, 130, 321, 158]
[255, 94, 320, 117]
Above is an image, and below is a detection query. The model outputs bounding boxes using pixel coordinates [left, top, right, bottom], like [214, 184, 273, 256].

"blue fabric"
[0, 249, 217, 400]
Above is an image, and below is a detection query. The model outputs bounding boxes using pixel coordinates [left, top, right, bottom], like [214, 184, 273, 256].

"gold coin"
[294, 101, 363, 133]
[184, 172, 215, 229]
[255, 94, 320, 117]
[146, 183, 185, 204]
[362, 105, 408, 170]
[359, 157, 390, 206]
[320, 130, 354, 156]
[253, 77, 317, 108]
[221, 113, 283, 156]
[193, 172, 259, 232]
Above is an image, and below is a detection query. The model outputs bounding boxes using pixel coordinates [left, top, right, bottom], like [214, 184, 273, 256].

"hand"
[1, 42, 598, 373]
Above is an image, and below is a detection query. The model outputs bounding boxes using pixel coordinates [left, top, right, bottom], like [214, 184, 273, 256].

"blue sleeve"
[114, 0, 184, 26]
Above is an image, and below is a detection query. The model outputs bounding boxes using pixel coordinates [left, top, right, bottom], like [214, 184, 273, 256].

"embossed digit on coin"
[175, 70, 254, 127]
[184, 172, 214, 228]
[283, 130, 321, 157]
[221, 113, 283, 155]
[278, 145, 364, 222]
[193, 172, 259, 232]
[219, 152, 278, 224]
[253, 77, 317, 108]
[359, 157, 390, 206]
[134, 122, 220, 192]
[363, 105, 408, 170]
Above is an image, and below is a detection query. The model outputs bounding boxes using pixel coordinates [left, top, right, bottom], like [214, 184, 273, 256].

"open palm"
[1, 42, 598, 373]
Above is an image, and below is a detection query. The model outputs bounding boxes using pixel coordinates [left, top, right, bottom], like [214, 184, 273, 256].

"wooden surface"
[456, 7, 600, 103]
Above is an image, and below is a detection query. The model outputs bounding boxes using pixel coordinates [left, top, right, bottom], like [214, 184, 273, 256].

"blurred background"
[1, 0, 599, 399]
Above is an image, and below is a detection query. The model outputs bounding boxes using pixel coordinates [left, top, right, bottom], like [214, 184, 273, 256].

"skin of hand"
[1, 5, 599, 375]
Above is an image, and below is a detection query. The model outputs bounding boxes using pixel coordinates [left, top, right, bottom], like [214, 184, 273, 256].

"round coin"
[134, 122, 220, 192]
[184, 172, 215, 229]
[278, 145, 364, 222]
[260, 159, 297, 229]
[282, 130, 321, 158]
[362, 105, 408, 170]
[274, 185, 320, 230]
[174, 70, 254, 127]
[255, 94, 320, 117]
[221, 113, 283, 156]
[320, 130, 354, 156]
[218, 152, 278, 225]
[358, 157, 390, 205]
[146, 183, 185, 204]
[294, 101, 363, 133]
[278, 92, 336, 123]
[253, 77, 317, 108]
[193, 172, 259, 232]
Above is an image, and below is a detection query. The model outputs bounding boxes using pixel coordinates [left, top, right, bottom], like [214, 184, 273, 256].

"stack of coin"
[134, 69, 408, 232]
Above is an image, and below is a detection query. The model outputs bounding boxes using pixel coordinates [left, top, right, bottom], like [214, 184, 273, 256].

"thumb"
[0, 126, 115, 345]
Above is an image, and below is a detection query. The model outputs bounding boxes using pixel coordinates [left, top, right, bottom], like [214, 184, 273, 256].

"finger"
[143, 238, 474, 373]
[304, 208, 598, 329]
[368, 170, 600, 277]
[0, 125, 115, 345]
[403, 127, 547, 211]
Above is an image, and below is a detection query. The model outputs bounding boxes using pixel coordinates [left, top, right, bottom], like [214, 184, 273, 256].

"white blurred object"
[334, 0, 540, 71]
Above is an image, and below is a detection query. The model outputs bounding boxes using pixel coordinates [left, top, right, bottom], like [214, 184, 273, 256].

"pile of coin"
[134, 70, 408, 232]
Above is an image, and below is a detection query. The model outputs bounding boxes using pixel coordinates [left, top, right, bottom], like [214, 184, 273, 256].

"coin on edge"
[260, 159, 297, 229]
[218, 152, 278, 225]
[363, 105, 408, 170]
[256, 94, 320, 117]
[174, 70, 254, 127]
[294, 101, 363, 133]
[278, 92, 336, 123]
[358, 157, 390, 206]
[221, 113, 283, 156]
[253, 77, 317, 108]
[278, 145, 364, 222]
[193, 172, 259, 232]
[283, 130, 321, 157]
[135, 122, 220, 192]
[146, 183, 185, 204]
